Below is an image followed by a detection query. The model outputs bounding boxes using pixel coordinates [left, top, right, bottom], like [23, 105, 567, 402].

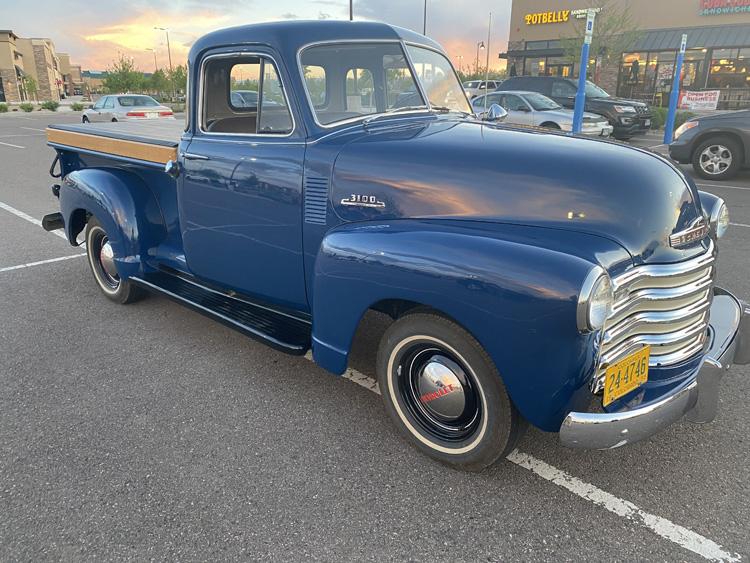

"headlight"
[577, 268, 614, 333]
[613, 105, 637, 114]
[674, 120, 698, 140]
[710, 199, 730, 239]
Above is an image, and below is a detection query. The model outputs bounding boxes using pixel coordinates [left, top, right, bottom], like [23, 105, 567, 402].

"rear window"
[117, 95, 159, 107]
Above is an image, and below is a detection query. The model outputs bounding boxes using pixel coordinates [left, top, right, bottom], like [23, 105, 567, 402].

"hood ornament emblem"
[669, 218, 709, 248]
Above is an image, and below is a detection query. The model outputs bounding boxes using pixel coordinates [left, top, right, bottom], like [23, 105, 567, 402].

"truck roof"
[188, 20, 443, 65]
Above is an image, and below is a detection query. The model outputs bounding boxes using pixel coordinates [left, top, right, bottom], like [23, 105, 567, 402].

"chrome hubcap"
[699, 145, 732, 175]
[99, 241, 118, 281]
[89, 228, 120, 291]
[397, 345, 481, 442]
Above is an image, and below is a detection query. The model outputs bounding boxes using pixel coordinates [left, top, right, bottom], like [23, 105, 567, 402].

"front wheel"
[82, 115, 89, 123]
[377, 313, 526, 471]
[692, 136, 742, 181]
[85, 217, 144, 304]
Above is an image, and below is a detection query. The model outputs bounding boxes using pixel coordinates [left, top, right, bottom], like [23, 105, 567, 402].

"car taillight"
[126, 111, 146, 117]
[159, 111, 173, 117]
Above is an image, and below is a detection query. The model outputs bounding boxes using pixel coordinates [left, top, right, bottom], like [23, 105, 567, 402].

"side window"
[345, 68, 375, 112]
[503, 94, 528, 111]
[103, 97, 114, 109]
[202, 55, 293, 135]
[551, 80, 577, 97]
[93, 98, 104, 110]
[303, 65, 327, 108]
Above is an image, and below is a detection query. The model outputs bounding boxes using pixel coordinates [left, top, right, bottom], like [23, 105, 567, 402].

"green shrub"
[40, 100, 59, 111]
[0, 103, 7, 113]
[649, 107, 696, 132]
[19, 102, 34, 112]
[70, 102, 84, 111]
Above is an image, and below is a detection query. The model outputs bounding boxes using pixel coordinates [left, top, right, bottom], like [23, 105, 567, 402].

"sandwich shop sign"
[700, 0, 750, 15]
[524, 7, 602, 25]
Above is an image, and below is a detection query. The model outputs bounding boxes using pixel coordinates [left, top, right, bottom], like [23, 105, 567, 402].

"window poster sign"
[679, 90, 721, 110]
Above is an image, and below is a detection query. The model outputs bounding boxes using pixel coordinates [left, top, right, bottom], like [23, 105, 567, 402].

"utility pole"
[664, 34, 688, 145]
[572, 9, 596, 133]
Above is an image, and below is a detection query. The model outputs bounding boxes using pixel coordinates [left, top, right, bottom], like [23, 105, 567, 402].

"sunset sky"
[5, 0, 513, 73]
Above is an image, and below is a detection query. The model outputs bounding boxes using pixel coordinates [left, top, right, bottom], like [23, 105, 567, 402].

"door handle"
[182, 152, 210, 161]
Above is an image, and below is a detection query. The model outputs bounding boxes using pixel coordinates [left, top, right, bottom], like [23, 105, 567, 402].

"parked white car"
[471, 91, 613, 137]
[82, 95, 174, 123]
[462, 80, 501, 99]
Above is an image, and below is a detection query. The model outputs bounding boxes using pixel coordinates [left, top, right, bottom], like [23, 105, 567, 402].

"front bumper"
[560, 288, 749, 449]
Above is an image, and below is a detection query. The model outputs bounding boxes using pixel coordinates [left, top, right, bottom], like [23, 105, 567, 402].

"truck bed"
[47, 119, 182, 165]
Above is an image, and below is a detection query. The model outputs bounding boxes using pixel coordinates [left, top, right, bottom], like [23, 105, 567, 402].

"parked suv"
[463, 80, 502, 99]
[498, 76, 652, 140]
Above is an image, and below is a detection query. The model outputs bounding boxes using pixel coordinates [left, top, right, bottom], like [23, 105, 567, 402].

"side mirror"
[481, 103, 508, 123]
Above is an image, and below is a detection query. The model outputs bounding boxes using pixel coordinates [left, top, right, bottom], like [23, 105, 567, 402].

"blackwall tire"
[692, 136, 742, 181]
[85, 217, 145, 304]
[376, 313, 526, 471]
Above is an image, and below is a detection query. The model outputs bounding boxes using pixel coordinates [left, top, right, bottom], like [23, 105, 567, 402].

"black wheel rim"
[89, 228, 120, 290]
[395, 343, 482, 442]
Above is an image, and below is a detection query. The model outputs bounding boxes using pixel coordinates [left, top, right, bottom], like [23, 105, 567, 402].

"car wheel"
[82, 115, 89, 123]
[692, 136, 742, 181]
[111, 118, 118, 122]
[541, 122, 561, 129]
[85, 217, 145, 304]
[377, 312, 526, 471]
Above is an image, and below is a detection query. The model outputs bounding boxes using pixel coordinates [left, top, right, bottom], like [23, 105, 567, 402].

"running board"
[130, 271, 311, 355]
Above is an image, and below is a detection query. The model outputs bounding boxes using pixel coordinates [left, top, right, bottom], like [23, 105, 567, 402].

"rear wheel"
[541, 122, 561, 129]
[82, 115, 89, 123]
[111, 118, 118, 122]
[377, 313, 525, 471]
[692, 136, 742, 181]
[85, 217, 144, 304]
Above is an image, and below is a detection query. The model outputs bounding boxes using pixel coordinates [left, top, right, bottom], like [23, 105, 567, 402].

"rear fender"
[60, 168, 166, 278]
[311, 220, 602, 431]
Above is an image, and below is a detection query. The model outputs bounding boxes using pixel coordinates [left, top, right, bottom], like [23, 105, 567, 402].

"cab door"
[178, 50, 308, 311]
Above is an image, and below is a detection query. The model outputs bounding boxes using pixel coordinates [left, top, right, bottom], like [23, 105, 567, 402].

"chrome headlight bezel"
[577, 267, 614, 333]
[709, 199, 730, 239]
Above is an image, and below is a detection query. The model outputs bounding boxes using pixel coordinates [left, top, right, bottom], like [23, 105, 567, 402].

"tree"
[22, 76, 37, 101]
[103, 55, 145, 93]
[560, 1, 642, 84]
[148, 69, 170, 97]
[167, 65, 187, 96]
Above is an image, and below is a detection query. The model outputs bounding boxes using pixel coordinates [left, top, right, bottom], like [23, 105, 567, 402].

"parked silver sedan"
[471, 91, 613, 137]
[82, 95, 174, 123]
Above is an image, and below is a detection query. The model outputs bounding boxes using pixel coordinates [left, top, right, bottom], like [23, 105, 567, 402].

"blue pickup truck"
[43, 21, 749, 471]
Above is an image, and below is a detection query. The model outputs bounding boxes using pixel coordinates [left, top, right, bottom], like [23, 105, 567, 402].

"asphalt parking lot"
[1, 112, 749, 562]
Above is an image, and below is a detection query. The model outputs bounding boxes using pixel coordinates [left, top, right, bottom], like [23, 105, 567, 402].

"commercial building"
[501, 0, 750, 109]
[16, 37, 64, 101]
[0, 30, 28, 103]
[58, 53, 84, 96]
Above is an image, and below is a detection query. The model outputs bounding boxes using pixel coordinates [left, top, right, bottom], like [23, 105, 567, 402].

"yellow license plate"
[603, 346, 650, 407]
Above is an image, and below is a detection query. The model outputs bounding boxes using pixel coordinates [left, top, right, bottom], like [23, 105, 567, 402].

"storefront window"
[545, 57, 573, 77]
[708, 48, 749, 89]
[619, 52, 648, 99]
[525, 57, 546, 76]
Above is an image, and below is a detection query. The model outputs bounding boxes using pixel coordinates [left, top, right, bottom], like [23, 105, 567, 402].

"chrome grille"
[592, 241, 716, 394]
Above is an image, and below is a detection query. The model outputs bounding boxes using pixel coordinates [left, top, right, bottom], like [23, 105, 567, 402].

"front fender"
[60, 168, 166, 279]
[312, 219, 612, 431]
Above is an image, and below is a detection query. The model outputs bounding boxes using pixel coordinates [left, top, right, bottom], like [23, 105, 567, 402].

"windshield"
[300, 42, 469, 126]
[524, 92, 562, 111]
[117, 95, 159, 107]
[584, 81, 610, 98]
[405, 45, 471, 114]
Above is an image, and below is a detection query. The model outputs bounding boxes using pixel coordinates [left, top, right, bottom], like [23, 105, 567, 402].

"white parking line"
[701, 184, 750, 192]
[0, 140, 25, 149]
[20, 126, 46, 132]
[0, 133, 46, 138]
[0, 254, 85, 273]
[0, 200, 68, 241]
[731, 222, 750, 229]
[308, 354, 741, 562]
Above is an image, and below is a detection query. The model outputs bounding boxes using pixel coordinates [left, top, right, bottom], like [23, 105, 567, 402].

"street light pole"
[154, 27, 174, 99]
[423, 0, 427, 35]
[483, 12, 492, 113]
[349, 0, 353, 20]
[146, 48, 158, 72]
[475, 41, 485, 75]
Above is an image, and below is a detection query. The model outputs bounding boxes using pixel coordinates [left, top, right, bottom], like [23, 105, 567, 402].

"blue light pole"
[572, 10, 596, 134]
[664, 34, 688, 145]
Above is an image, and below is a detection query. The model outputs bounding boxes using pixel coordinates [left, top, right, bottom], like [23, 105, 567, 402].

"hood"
[587, 96, 648, 109]
[540, 109, 602, 123]
[329, 117, 707, 265]
[698, 109, 750, 123]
